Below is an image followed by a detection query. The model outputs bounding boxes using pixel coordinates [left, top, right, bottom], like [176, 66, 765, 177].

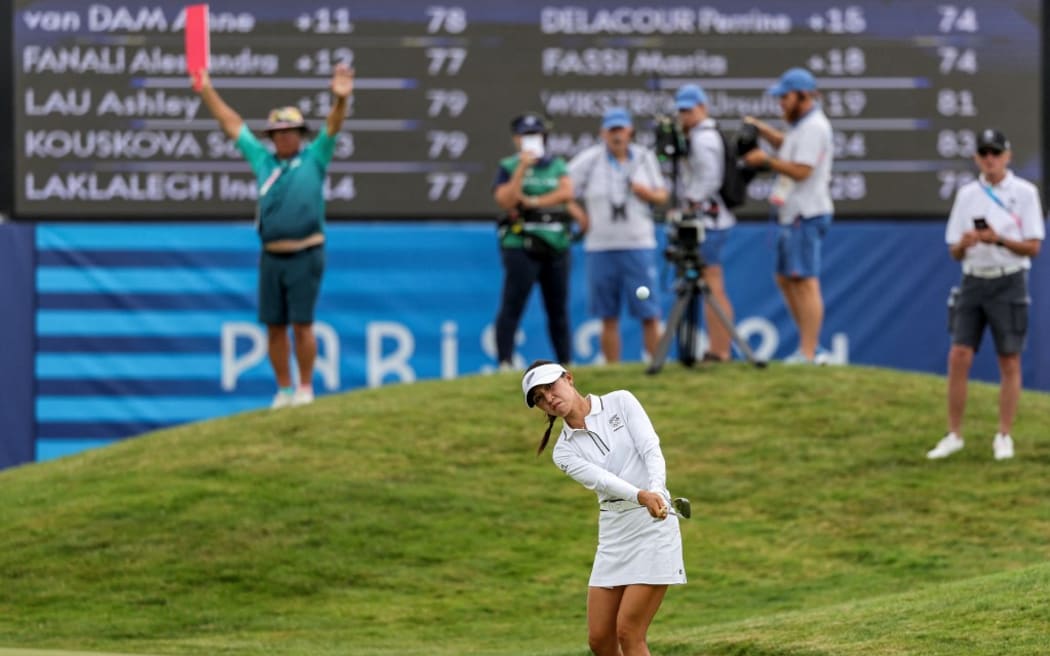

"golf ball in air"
[635, 286, 650, 300]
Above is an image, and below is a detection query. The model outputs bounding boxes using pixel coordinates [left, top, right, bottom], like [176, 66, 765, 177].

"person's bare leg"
[702, 265, 733, 360]
[776, 274, 801, 328]
[641, 317, 661, 360]
[616, 584, 668, 656]
[997, 353, 1021, 435]
[794, 277, 824, 360]
[947, 344, 974, 435]
[601, 317, 622, 363]
[292, 322, 317, 388]
[267, 324, 292, 388]
[588, 586, 625, 656]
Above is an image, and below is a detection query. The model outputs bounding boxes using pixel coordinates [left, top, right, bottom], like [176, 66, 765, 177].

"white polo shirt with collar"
[551, 390, 669, 504]
[946, 170, 1045, 270]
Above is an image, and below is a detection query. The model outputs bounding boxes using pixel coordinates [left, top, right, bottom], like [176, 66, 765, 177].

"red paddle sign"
[184, 4, 210, 91]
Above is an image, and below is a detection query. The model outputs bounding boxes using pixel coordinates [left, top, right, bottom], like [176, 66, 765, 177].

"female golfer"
[521, 360, 686, 656]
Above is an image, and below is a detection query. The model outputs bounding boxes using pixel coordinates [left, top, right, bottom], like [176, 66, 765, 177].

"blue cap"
[511, 113, 548, 135]
[674, 84, 708, 110]
[767, 67, 817, 97]
[601, 107, 632, 130]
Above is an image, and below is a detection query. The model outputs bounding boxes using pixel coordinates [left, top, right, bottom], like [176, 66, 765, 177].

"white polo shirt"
[945, 171, 1045, 269]
[568, 144, 665, 252]
[551, 391, 669, 504]
[774, 106, 834, 224]
[681, 118, 736, 230]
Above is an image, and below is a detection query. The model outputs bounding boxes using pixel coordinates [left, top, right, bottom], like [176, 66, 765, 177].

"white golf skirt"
[589, 506, 687, 588]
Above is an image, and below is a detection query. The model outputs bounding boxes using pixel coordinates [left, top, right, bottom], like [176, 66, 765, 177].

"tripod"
[646, 253, 766, 374]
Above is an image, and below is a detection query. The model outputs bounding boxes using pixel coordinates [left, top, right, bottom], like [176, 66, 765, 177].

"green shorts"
[258, 245, 325, 325]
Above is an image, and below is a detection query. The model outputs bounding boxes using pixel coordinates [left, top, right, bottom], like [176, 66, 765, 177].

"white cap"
[521, 363, 567, 407]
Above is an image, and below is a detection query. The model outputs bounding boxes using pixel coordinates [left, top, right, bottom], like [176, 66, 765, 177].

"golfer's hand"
[638, 490, 668, 520]
[331, 63, 354, 99]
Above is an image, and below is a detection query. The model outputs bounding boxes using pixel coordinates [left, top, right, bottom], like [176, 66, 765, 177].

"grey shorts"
[949, 270, 1029, 355]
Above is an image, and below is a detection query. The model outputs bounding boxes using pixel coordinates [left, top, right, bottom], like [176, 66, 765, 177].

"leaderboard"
[13, 0, 1042, 219]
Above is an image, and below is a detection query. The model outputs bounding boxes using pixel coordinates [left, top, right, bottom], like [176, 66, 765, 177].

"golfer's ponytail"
[537, 414, 556, 455]
[525, 359, 559, 455]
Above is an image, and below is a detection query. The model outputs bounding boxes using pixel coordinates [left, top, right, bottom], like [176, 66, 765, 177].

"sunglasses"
[977, 148, 1004, 158]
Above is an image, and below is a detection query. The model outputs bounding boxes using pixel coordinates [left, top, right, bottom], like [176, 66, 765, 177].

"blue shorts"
[587, 249, 661, 320]
[700, 227, 731, 266]
[776, 214, 832, 278]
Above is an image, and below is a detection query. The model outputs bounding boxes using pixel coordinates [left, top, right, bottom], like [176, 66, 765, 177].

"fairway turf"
[0, 364, 1048, 655]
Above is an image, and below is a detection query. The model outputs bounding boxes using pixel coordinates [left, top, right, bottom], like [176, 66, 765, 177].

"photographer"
[492, 113, 579, 369]
[675, 84, 737, 362]
[742, 67, 834, 365]
[568, 108, 669, 363]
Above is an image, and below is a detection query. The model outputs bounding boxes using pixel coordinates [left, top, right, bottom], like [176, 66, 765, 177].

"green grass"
[0, 364, 1048, 655]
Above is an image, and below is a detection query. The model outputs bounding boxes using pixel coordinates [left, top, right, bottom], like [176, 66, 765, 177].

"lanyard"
[980, 183, 1023, 233]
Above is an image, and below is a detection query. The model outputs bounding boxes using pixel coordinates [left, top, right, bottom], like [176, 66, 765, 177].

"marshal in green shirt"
[236, 124, 336, 244]
[494, 155, 572, 252]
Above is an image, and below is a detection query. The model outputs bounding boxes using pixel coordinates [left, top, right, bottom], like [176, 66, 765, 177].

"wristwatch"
[996, 238, 1006, 247]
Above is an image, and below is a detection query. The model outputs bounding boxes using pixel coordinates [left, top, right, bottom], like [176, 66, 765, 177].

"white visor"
[521, 363, 568, 407]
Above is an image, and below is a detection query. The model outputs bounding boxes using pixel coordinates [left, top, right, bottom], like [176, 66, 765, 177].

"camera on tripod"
[663, 211, 705, 273]
[652, 115, 688, 162]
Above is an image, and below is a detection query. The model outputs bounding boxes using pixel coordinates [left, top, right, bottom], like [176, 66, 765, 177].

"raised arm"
[194, 70, 244, 140]
[326, 64, 354, 137]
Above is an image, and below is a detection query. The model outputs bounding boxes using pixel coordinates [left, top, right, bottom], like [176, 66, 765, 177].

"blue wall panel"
[1, 220, 1046, 466]
[0, 224, 36, 470]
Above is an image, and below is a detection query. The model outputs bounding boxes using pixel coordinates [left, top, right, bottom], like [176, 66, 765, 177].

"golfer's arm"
[199, 83, 243, 140]
[553, 450, 641, 501]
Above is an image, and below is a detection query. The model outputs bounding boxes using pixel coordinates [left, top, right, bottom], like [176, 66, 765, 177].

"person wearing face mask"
[194, 65, 353, 409]
[926, 128, 1044, 461]
[492, 113, 580, 370]
[742, 67, 834, 365]
[568, 108, 669, 363]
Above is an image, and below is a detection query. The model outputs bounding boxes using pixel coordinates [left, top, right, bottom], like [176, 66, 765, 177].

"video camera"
[653, 115, 688, 162]
[663, 210, 705, 273]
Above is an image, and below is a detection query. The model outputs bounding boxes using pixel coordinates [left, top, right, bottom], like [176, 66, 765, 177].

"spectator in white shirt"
[926, 128, 1044, 461]
[743, 67, 835, 365]
[568, 108, 669, 362]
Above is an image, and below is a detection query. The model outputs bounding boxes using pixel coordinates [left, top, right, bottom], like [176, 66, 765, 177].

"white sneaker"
[270, 389, 295, 410]
[813, 347, 833, 366]
[783, 351, 813, 365]
[927, 432, 964, 459]
[993, 433, 1015, 460]
[292, 386, 315, 407]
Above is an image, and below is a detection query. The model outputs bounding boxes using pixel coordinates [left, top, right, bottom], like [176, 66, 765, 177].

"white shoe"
[813, 347, 833, 366]
[993, 433, 1015, 460]
[291, 384, 315, 405]
[292, 386, 315, 407]
[783, 350, 813, 365]
[927, 432, 964, 459]
[270, 390, 295, 410]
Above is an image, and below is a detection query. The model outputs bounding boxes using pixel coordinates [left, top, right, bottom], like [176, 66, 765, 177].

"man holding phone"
[928, 128, 1045, 461]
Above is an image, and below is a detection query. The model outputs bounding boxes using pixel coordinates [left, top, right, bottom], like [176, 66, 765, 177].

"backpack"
[708, 127, 757, 209]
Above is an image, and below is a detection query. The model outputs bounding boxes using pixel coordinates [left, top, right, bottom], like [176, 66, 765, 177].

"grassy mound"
[0, 364, 1047, 655]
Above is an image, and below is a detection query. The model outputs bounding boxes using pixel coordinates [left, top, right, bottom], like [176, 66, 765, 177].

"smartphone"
[521, 134, 545, 158]
[973, 217, 989, 230]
